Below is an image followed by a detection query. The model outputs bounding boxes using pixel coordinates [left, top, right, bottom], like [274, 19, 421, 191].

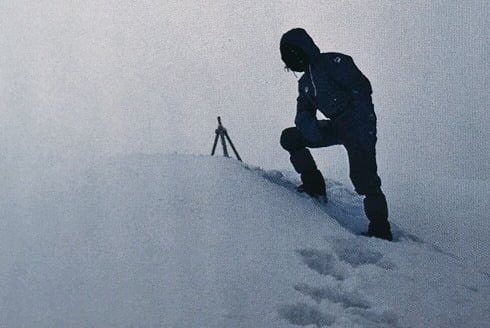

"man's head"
[280, 28, 320, 72]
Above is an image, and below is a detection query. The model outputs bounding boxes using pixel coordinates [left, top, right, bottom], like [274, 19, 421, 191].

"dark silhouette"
[279, 28, 392, 241]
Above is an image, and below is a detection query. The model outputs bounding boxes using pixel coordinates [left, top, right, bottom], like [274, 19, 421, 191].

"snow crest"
[1, 154, 488, 327]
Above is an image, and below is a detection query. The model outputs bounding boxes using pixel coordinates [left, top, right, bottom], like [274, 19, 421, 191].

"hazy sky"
[1, 1, 488, 185]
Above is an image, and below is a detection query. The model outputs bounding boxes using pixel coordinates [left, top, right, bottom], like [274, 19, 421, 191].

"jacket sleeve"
[328, 54, 372, 96]
[295, 94, 322, 144]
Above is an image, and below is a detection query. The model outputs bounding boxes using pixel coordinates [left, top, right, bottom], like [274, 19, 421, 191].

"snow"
[1, 154, 488, 327]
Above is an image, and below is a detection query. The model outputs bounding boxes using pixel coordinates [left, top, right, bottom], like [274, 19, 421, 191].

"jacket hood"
[280, 28, 321, 64]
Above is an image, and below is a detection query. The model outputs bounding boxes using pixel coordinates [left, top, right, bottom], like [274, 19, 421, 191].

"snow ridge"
[1, 154, 488, 328]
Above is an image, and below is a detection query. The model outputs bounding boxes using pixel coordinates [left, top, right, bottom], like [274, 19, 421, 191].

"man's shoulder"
[317, 52, 353, 65]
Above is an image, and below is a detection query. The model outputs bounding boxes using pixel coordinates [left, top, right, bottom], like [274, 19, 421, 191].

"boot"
[367, 221, 393, 241]
[363, 190, 393, 241]
[298, 169, 327, 201]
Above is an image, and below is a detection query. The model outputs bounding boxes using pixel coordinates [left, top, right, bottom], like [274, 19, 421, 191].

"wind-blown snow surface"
[1, 154, 488, 327]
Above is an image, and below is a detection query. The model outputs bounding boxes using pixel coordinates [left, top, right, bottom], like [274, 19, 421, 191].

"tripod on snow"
[211, 116, 242, 162]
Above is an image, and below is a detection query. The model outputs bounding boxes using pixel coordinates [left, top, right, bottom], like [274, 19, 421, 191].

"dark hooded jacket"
[280, 28, 373, 143]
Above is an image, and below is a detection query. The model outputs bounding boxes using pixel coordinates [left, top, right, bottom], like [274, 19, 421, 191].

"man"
[279, 28, 393, 241]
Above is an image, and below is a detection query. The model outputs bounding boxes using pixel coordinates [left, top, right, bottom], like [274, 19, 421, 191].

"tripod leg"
[211, 133, 220, 155]
[224, 131, 242, 161]
[220, 132, 229, 157]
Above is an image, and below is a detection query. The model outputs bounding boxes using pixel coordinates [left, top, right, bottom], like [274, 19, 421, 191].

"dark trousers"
[280, 104, 389, 224]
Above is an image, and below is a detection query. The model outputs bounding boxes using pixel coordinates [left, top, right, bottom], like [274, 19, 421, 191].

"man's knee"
[280, 127, 306, 152]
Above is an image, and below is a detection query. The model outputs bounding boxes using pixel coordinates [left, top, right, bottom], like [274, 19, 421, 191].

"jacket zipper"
[308, 64, 317, 97]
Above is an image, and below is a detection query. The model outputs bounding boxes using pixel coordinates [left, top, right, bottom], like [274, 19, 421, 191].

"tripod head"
[215, 116, 227, 134]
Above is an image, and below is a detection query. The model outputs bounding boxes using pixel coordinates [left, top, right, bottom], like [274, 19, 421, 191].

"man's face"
[281, 44, 307, 72]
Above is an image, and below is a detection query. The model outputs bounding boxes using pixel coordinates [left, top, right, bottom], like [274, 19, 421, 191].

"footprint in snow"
[285, 241, 401, 327]
[332, 238, 396, 270]
[346, 308, 402, 328]
[296, 248, 346, 280]
[278, 302, 335, 328]
[278, 300, 401, 328]
[294, 283, 370, 309]
[296, 242, 395, 280]
[279, 293, 400, 328]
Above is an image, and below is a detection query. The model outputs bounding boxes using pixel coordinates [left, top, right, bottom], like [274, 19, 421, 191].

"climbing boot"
[363, 190, 393, 241]
[297, 169, 327, 202]
[367, 221, 393, 241]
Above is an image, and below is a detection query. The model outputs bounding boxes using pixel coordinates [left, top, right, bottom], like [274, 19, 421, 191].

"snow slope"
[1, 154, 488, 327]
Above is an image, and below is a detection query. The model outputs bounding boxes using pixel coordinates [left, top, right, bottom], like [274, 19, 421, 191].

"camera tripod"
[211, 116, 242, 162]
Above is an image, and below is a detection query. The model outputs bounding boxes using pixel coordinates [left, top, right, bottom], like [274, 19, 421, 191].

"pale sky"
[1, 1, 488, 185]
